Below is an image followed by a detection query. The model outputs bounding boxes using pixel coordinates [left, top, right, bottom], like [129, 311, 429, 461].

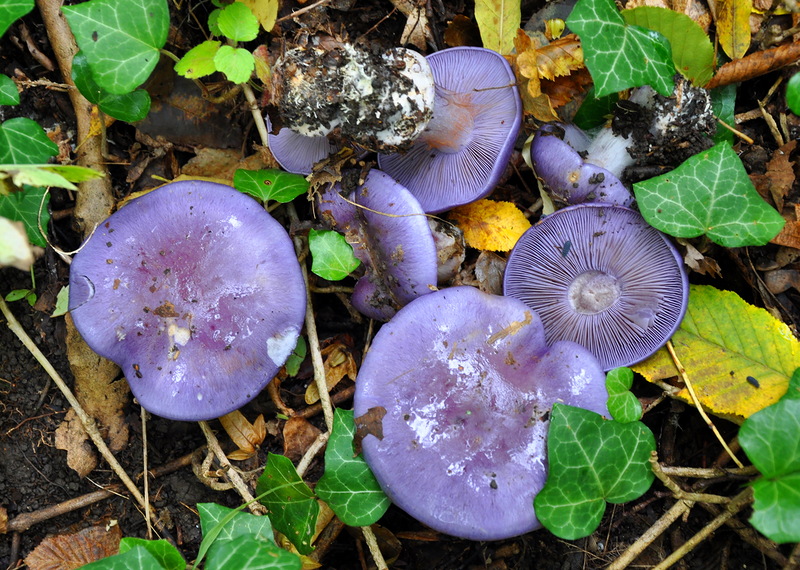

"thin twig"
[361, 525, 388, 570]
[665, 340, 745, 468]
[141, 407, 153, 539]
[296, 431, 330, 478]
[650, 452, 731, 504]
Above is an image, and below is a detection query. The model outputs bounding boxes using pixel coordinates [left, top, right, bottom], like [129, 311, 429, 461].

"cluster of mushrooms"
[68, 44, 691, 542]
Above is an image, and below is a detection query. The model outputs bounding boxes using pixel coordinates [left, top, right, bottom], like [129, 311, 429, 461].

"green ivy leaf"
[566, 0, 674, 97]
[534, 403, 655, 539]
[233, 168, 308, 203]
[0, 185, 50, 247]
[634, 142, 785, 247]
[739, 369, 800, 543]
[206, 535, 302, 570]
[711, 84, 737, 145]
[216, 2, 259, 42]
[316, 409, 391, 526]
[0, 75, 19, 105]
[72, 51, 150, 122]
[606, 367, 642, 423]
[787, 72, 800, 115]
[118, 538, 185, 570]
[256, 453, 319, 555]
[308, 229, 361, 281]
[284, 336, 307, 377]
[621, 6, 714, 87]
[63, 0, 169, 94]
[213, 45, 255, 84]
[79, 545, 164, 569]
[0, 0, 34, 38]
[573, 86, 618, 130]
[0, 118, 59, 164]
[175, 40, 221, 79]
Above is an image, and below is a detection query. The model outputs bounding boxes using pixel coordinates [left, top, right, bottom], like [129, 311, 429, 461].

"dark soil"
[1, 0, 798, 568]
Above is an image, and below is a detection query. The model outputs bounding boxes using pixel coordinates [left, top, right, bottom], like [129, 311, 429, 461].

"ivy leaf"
[474, 0, 521, 55]
[52, 286, 69, 317]
[634, 285, 800, 422]
[63, 0, 169, 94]
[175, 41, 221, 79]
[534, 403, 656, 539]
[448, 199, 531, 252]
[316, 409, 391, 526]
[0, 75, 19, 105]
[256, 453, 319, 555]
[213, 45, 255, 84]
[118, 538, 185, 570]
[566, 0, 674, 97]
[216, 1, 259, 42]
[634, 142, 785, 247]
[72, 51, 150, 122]
[0, 0, 34, 38]
[1, 164, 103, 193]
[621, 6, 715, 87]
[606, 367, 642, 423]
[206, 535, 301, 570]
[0, 185, 50, 247]
[79, 544, 163, 569]
[787, 72, 800, 115]
[711, 84, 737, 145]
[233, 169, 308, 203]
[0, 118, 59, 164]
[308, 229, 361, 281]
[739, 368, 800, 543]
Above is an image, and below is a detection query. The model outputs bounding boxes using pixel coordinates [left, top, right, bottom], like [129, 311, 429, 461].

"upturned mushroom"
[317, 170, 438, 320]
[68, 180, 306, 421]
[354, 286, 609, 540]
[503, 203, 688, 370]
[377, 47, 523, 213]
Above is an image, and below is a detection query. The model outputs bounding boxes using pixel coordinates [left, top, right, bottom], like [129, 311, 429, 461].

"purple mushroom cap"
[266, 115, 338, 175]
[318, 170, 438, 320]
[68, 180, 306, 421]
[529, 123, 633, 207]
[353, 286, 609, 540]
[503, 203, 688, 370]
[377, 47, 522, 213]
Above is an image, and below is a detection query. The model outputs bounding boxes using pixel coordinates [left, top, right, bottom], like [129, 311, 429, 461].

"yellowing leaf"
[448, 200, 531, 252]
[304, 341, 357, 404]
[474, 0, 521, 55]
[237, 0, 278, 32]
[716, 0, 752, 60]
[633, 284, 799, 422]
[219, 410, 267, 460]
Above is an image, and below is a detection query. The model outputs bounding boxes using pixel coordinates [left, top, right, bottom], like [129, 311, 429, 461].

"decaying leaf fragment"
[304, 339, 357, 404]
[448, 199, 531, 252]
[219, 410, 267, 460]
[25, 524, 121, 570]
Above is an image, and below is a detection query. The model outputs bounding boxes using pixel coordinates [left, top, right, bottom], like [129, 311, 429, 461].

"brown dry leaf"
[219, 410, 267, 460]
[715, 0, 754, 59]
[448, 200, 531, 252]
[354, 406, 387, 455]
[282, 416, 322, 462]
[54, 408, 98, 478]
[678, 238, 722, 278]
[540, 67, 594, 109]
[0, 506, 8, 534]
[763, 140, 797, 212]
[771, 203, 800, 249]
[388, 0, 432, 50]
[25, 524, 121, 570]
[304, 341, 357, 404]
[180, 148, 271, 182]
[65, 313, 128, 454]
[706, 41, 800, 88]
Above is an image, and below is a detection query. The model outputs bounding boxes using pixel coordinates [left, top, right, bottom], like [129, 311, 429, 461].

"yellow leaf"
[633, 284, 799, 423]
[219, 410, 266, 457]
[474, 0, 521, 55]
[448, 200, 531, 252]
[236, 0, 278, 32]
[716, 0, 752, 60]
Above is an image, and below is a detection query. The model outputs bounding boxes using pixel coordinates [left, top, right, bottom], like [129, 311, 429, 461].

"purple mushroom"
[68, 180, 306, 421]
[377, 47, 522, 213]
[354, 286, 609, 540]
[266, 115, 338, 175]
[317, 170, 438, 320]
[503, 203, 688, 370]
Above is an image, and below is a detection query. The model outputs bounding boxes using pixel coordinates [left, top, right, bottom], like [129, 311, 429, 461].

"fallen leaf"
[237, 0, 278, 32]
[633, 284, 800, 423]
[180, 148, 271, 182]
[282, 416, 322, 462]
[354, 406, 387, 455]
[219, 410, 266, 460]
[678, 238, 722, 278]
[751, 140, 797, 213]
[770, 203, 800, 249]
[304, 340, 357, 404]
[54, 408, 97, 478]
[448, 200, 531, 252]
[716, 0, 754, 59]
[389, 0, 432, 50]
[474, 0, 521, 55]
[706, 41, 800, 89]
[25, 524, 121, 570]
[443, 14, 482, 47]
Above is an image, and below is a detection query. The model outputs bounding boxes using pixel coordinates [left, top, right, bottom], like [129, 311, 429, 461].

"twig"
[361, 525, 389, 570]
[0, 298, 155, 523]
[660, 465, 758, 478]
[141, 407, 153, 539]
[275, 0, 333, 23]
[665, 340, 745, 468]
[296, 431, 330, 477]
[650, 452, 731, 504]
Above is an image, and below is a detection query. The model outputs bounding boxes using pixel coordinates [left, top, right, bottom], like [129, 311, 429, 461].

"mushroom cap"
[353, 286, 609, 540]
[317, 170, 438, 320]
[266, 115, 338, 175]
[377, 47, 522, 213]
[68, 180, 306, 421]
[529, 123, 633, 207]
[503, 203, 688, 370]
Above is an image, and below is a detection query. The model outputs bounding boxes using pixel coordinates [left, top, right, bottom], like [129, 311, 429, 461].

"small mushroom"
[266, 115, 338, 175]
[503, 203, 688, 370]
[354, 286, 609, 540]
[317, 170, 438, 320]
[68, 180, 306, 421]
[377, 47, 522, 213]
